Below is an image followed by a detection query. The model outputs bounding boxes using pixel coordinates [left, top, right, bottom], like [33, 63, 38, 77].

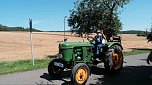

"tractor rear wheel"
[71, 63, 90, 85]
[104, 45, 123, 73]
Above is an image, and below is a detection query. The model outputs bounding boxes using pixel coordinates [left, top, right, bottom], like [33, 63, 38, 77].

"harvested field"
[0, 32, 152, 61]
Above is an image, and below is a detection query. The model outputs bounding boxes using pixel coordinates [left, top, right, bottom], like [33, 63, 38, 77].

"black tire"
[104, 45, 123, 73]
[71, 63, 90, 85]
[48, 59, 64, 77]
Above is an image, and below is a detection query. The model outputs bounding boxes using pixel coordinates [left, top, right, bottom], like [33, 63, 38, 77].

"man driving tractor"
[87, 29, 107, 61]
[147, 50, 152, 65]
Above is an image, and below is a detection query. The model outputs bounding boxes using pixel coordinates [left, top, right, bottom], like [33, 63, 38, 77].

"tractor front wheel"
[71, 63, 90, 85]
[48, 59, 64, 77]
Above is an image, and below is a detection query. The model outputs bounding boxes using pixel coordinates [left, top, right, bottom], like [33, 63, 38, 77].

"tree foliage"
[68, 0, 131, 37]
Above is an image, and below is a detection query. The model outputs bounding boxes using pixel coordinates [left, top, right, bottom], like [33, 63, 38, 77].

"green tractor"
[48, 35, 123, 85]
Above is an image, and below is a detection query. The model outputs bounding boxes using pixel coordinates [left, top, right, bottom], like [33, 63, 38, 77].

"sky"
[0, 0, 152, 31]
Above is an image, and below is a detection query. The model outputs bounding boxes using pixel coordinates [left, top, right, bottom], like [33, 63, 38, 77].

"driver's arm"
[87, 35, 96, 44]
[87, 35, 94, 41]
[102, 33, 107, 42]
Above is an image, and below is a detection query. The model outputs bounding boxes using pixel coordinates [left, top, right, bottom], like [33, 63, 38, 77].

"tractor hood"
[59, 42, 93, 49]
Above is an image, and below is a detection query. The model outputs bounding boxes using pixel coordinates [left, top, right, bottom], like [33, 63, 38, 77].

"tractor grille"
[73, 47, 83, 61]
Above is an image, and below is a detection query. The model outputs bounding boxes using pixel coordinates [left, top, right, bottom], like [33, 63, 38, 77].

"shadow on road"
[40, 70, 72, 85]
[94, 66, 152, 85]
[40, 66, 152, 85]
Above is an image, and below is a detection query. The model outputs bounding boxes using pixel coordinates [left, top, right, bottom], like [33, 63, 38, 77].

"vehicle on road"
[48, 33, 123, 85]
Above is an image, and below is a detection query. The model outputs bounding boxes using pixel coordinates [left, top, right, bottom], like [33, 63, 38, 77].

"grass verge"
[0, 50, 150, 75]
[0, 58, 53, 75]
[123, 50, 150, 56]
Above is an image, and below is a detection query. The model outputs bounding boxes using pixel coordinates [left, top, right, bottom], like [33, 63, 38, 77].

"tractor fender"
[107, 43, 123, 50]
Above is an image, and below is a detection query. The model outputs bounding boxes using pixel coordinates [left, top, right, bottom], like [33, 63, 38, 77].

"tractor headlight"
[74, 48, 83, 61]
[75, 52, 82, 60]
[77, 56, 81, 60]
[57, 54, 63, 58]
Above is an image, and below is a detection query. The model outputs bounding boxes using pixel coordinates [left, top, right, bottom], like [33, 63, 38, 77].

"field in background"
[0, 32, 152, 61]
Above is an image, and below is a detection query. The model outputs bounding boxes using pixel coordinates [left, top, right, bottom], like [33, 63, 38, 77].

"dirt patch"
[0, 32, 151, 61]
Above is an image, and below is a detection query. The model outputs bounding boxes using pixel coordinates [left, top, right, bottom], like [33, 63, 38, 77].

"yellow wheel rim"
[76, 68, 88, 84]
[112, 53, 119, 63]
[112, 52, 123, 70]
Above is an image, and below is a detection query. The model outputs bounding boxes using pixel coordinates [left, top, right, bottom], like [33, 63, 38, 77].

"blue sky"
[120, 0, 152, 31]
[0, 0, 152, 31]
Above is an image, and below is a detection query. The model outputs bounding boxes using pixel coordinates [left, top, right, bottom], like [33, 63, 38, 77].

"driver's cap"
[97, 30, 101, 33]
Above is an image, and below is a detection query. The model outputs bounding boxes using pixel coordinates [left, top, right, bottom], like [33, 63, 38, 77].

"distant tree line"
[0, 24, 42, 32]
[121, 30, 150, 36]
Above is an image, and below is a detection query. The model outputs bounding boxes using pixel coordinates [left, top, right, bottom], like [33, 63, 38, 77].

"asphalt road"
[0, 53, 152, 85]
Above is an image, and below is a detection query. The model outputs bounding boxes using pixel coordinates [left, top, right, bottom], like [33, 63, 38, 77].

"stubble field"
[0, 32, 151, 61]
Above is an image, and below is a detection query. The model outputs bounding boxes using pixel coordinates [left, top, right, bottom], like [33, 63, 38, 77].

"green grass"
[0, 58, 53, 75]
[123, 50, 150, 56]
[0, 50, 150, 75]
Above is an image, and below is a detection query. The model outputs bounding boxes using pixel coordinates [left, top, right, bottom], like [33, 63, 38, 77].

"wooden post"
[29, 19, 35, 66]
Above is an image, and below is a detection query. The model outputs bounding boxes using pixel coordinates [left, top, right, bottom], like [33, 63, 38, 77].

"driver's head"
[97, 30, 101, 33]
[97, 30, 103, 35]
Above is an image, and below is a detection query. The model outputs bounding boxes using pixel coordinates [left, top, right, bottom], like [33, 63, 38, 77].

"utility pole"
[29, 19, 35, 66]
[64, 16, 67, 42]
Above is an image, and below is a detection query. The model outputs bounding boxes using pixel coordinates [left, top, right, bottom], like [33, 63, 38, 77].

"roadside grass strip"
[124, 50, 150, 56]
[0, 58, 53, 75]
[0, 50, 150, 75]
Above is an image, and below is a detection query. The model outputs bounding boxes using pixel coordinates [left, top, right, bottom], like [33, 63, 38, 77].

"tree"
[68, 0, 131, 37]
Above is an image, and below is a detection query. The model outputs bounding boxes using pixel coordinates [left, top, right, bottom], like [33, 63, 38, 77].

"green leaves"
[68, 0, 131, 37]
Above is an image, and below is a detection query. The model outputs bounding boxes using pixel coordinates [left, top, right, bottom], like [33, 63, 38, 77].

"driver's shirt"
[95, 35, 103, 54]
